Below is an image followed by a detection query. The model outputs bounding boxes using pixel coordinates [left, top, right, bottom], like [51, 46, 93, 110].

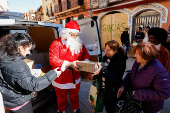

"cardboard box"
[127, 44, 135, 55]
[80, 55, 99, 81]
[26, 52, 51, 76]
[76, 61, 99, 73]
[23, 59, 34, 69]
[41, 65, 52, 73]
[26, 52, 50, 66]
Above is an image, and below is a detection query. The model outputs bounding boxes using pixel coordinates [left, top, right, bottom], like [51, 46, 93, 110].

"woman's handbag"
[89, 79, 104, 113]
[116, 91, 143, 113]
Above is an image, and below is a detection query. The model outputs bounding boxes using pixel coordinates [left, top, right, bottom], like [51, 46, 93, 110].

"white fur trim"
[61, 38, 66, 45]
[52, 77, 81, 89]
[61, 60, 69, 71]
[64, 28, 80, 33]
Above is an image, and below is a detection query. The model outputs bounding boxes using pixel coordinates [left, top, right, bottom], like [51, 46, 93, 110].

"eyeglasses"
[105, 49, 112, 52]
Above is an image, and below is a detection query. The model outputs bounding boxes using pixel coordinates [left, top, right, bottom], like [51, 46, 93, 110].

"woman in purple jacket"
[117, 42, 170, 113]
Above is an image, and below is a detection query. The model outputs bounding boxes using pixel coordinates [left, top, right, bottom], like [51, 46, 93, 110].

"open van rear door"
[0, 19, 63, 111]
[77, 16, 102, 81]
[77, 16, 102, 61]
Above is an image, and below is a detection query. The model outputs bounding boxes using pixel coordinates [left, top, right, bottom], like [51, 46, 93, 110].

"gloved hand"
[66, 61, 81, 71]
[54, 67, 62, 78]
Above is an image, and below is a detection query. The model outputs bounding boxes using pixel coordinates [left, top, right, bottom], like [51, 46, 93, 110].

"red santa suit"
[49, 21, 90, 112]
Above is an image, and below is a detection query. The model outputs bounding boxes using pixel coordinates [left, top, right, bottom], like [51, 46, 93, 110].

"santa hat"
[64, 20, 81, 33]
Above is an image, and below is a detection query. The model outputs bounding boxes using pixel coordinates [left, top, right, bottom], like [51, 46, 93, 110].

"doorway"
[132, 10, 160, 42]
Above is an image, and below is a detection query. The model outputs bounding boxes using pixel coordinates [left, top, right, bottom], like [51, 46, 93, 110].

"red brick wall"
[84, 0, 90, 6]
[55, 0, 98, 24]
[62, 0, 67, 11]
[55, 0, 59, 13]
[72, 0, 78, 8]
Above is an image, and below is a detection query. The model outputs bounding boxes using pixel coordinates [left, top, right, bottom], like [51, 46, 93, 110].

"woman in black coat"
[92, 40, 126, 113]
[0, 33, 61, 113]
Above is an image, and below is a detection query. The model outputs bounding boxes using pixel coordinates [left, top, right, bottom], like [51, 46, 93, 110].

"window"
[59, 0, 62, 12]
[50, 4, 52, 12]
[46, 6, 50, 17]
[60, 19, 62, 24]
[67, 0, 71, 9]
[78, 14, 84, 20]
[78, 0, 84, 5]
[50, 3, 54, 16]
[66, 17, 73, 23]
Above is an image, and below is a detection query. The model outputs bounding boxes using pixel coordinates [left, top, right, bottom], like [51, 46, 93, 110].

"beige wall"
[42, 0, 55, 22]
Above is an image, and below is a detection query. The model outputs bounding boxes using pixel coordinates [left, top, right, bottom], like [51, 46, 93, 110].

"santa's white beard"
[66, 36, 82, 55]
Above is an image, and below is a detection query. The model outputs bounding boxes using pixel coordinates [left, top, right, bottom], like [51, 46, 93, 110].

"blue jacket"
[123, 59, 170, 113]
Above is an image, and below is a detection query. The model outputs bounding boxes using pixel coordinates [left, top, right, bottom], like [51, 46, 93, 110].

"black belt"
[67, 68, 76, 84]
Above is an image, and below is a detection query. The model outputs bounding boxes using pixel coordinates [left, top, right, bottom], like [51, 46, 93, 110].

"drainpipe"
[90, 0, 91, 17]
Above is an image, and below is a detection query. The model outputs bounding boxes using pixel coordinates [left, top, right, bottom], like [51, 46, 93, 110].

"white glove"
[66, 61, 81, 71]
[54, 67, 62, 78]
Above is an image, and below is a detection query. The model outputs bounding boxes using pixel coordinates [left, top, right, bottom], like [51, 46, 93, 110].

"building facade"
[24, 10, 36, 21]
[54, 0, 99, 26]
[35, 6, 44, 21]
[42, 0, 55, 23]
[24, 12, 29, 20]
[0, 0, 9, 11]
[90, 0, 170, 48]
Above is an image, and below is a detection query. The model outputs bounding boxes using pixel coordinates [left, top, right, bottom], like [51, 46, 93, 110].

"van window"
[10, 30, 25, 34]
[0, 16, 9, 19]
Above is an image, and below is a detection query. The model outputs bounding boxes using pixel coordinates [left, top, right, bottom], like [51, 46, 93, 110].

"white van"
[0, 19, 63, 112]
[0, 17, 102, 112]
[0, 11, 24, 34]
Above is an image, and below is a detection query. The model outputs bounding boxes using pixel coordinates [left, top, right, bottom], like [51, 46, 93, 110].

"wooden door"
[101, 13, 128, 49]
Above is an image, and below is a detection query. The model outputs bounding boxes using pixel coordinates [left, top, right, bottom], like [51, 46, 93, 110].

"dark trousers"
[10, 101, 33, 113]
[104, 98, 117, 113]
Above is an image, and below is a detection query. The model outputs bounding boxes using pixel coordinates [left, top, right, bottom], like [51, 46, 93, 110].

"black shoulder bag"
[116, 70, 143, 113]
[116, 91, 143, 113]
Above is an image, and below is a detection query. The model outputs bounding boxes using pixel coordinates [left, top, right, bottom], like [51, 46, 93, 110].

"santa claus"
[49, 20, 90, 113]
